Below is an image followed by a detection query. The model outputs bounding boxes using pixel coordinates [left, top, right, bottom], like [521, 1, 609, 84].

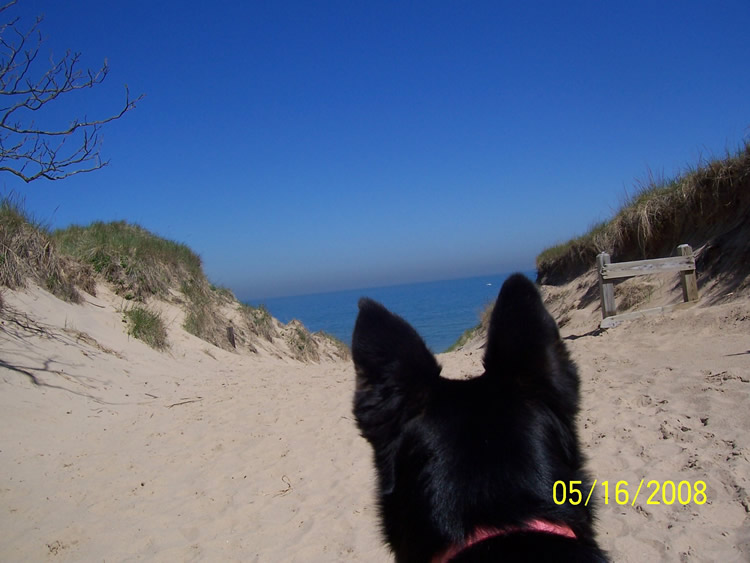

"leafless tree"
[0, 1, 143, 182]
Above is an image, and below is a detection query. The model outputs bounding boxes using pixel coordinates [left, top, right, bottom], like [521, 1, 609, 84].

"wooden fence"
[597, 244, 699, 328]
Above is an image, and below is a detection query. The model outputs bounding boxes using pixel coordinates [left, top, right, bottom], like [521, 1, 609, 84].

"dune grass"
[537, 141, 750, 284]
[240, 303, 276, 342]
[445, 324, 482, 353]
[52, 221, 238, 348]
[180, 277, 232, 348]
[124, 305, 169, 350]
[285, 320, 320, 362]
[53, 221, 202, 300]
[0, 195, 91, 302]
[445, 301, 494, 352]
[316, 330, 351, 360]
[1, 203, 340, 360]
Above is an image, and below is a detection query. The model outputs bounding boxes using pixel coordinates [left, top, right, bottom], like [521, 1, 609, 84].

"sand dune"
[1, 281, 749, 561]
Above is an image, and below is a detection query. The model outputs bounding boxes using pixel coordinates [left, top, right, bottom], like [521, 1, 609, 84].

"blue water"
[248, 271, 535, 353]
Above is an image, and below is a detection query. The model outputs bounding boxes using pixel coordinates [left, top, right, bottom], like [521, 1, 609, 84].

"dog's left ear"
[352, 298, 440, 448]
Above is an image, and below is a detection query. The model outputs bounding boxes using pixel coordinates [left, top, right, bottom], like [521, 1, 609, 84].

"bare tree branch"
[0, 0, 143, 182]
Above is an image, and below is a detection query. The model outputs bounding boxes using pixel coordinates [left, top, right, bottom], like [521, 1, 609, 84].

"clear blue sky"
[4, 0, 749, 300]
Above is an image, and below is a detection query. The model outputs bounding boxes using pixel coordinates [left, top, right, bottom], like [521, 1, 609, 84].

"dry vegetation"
[1, 203, 348, 360]
[240, 303, 275, 342]
[0, 196, 93, 304]
[285, 320, 320, 362]
[615, 278, 659, 312]
[446, 300, 494, 352]
[178, 277, 237, 350]
[537, 141, 750, 290]
[448, 139, 750, 350]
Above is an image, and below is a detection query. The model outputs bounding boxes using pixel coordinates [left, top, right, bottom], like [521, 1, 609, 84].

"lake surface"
[249, 271, 535, 353]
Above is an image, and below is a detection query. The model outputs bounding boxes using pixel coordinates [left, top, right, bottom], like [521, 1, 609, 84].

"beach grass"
[53, 221, 202, 300]
[286, 320, 320, 362]
[240, 303, 276, 342]
[536, 141, 750, 284]
[2, 200, 348, 360]
[179, 277, 234, 349]
[315, 330, 351, 360]
[445, 300, 494, 352]
[124, 305, 169, 350]
[0, 195, 91, 302]
[52, 220, 239, 349]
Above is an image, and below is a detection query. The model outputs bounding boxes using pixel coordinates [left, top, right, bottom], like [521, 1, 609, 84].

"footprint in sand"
[636, 395, 653, 407]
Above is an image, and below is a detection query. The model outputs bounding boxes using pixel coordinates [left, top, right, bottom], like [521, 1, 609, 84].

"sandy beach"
[1, 277, 749, 561]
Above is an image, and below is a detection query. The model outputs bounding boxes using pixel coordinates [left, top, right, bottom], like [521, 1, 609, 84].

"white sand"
[1, 280, 748, 561]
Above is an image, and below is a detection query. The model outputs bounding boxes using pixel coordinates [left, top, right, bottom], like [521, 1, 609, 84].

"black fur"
[352, 273, 607, 562]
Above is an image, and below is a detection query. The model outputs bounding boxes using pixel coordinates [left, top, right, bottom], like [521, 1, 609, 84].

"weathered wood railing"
[597, 244, 698, 328]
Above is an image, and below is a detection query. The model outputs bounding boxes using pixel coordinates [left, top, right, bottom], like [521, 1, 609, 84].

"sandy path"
[566, 304, 750, 562]
[1, 286, 389, 562]
[1, 285, 749, 561]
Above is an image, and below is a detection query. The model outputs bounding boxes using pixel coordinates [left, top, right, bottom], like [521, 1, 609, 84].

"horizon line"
[241, 268, 538, 304]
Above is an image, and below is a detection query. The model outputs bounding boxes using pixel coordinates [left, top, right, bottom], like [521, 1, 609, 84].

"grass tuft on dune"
[536, 141, 750, 286]
[124, 304, 169, 350]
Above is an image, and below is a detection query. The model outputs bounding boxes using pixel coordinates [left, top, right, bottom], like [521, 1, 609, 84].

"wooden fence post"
[678, 244, 699, 302]
[597, 252, 616, 319]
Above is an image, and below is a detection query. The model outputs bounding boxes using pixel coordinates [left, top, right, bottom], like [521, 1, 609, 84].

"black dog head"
[352, 274, 605, 562]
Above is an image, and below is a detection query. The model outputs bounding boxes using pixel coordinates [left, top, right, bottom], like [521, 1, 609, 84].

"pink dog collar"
[432, 519, 577, 563]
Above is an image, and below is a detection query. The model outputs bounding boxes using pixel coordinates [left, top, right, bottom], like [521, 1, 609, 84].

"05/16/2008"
[552, 479, 707, 506]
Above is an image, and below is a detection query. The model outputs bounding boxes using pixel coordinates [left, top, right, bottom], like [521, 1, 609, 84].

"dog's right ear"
[483, 273, 563, 375]
[352, 298, 440, 447]
[482, 274, 579, 419]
